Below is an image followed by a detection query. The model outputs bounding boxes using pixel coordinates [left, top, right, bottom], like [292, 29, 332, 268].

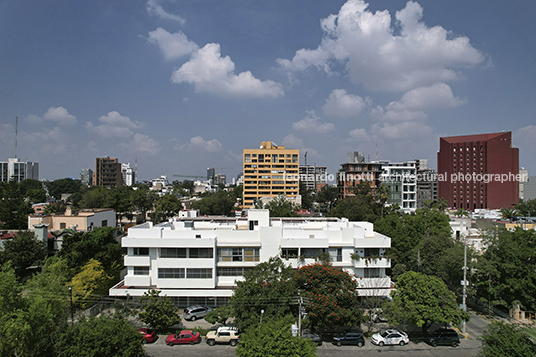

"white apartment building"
[380, 161, 417, 213]
[110, 210, 392, 307]
[121, 163, 135, 186]
[0, 158, 39, 183]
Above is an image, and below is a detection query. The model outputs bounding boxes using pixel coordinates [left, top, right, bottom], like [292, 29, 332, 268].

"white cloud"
[322, 89, 369, 117]
[349, 127, 368, 140]
[43, 107, 77, 126]
[26, 107, 77, 126]
[281, 134, 320, 158]
[171, 43, 284, 98]
[21, 127, 71, 155]
[86, 111, 144, 139]
[148, 28, 199, 60]
[372, 121, 434, 140]
[292, 111, 335, 134]
[178, 136, 223, 152]
[278, 0, 486, 91]
[146, 0, 186, 25]
[120, 133, 161, 155]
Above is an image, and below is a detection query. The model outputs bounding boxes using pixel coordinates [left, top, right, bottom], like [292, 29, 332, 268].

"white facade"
[381, 161, 417, 213]
[121, 163, 135, 186]
[0, 158, 39, 183]
[110, 210, 392, 307]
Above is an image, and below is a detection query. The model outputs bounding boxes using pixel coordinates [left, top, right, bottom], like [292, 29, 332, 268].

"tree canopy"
[256, 195, 299, 217]
[384, 271, 469, 336]
[0, 179, 34, 229]
[295, 262, 363, 330]
[236, 316, 317, 357]
[231, 257, 298, 331]
[190, 190, 235, 216]
[479, 321, 536, 357]
[473, 227, 536, 311]
[0, 230, 47, 282]
[138, 289, 181, 330]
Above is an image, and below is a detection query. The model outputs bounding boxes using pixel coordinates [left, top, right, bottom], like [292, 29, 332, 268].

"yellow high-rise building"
[242, 141, 299, 208]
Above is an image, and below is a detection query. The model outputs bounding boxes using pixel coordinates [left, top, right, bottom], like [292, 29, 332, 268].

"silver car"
[183, 305, 213, 321]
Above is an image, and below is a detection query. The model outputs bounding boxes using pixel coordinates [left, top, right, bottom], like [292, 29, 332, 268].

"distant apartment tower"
[207, 168, 215, 181]
[337, 152, 382, 198]
[214, 174, 226, 186]
[80, 168, 93, 186]
[381, 160, 417, 212]
[121, 163, 135, 186]
[437, 132, 519, 210]
[414, 159, 438, 209]
[0, 158, 39, 183]
[243, 141, 299, 208]
[299, 165, 327, 191]
[94, 156, 122, 187]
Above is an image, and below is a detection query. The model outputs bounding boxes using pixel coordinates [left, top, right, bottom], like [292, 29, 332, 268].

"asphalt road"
[143, 312, 489, 357]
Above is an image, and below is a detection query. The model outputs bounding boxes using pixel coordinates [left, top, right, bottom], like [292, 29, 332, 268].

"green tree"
[204, 305, 234, 326]
[299, 182, 314, 211]
[78, 186, 109, 209]
[190, 191, 234, 216]
[384, 271, 469, 336]
[43, 201, 67, 215]
[231, 257, 298, 331]
[0, 179, 34, 229]
[515, 198, 536, 217]
[57, 227, 122, 282]
[258, 195, 299, 217]
[479, 321, 536, 357]
[499, 207, 517, 221]
[105, 186, 133, 225]
[45, 178, 83, 200]
[55, 315, 144, 357]
[473, 228, 536, 311]
[70, 259, 112, 308]
[138, 289, 181, 330]
[236, 315, 316, 357]
[295, 262, 363, 331]
[153, 193, 182, 223]
[315, 185, 338, 214]
[0, 230, 47, 282]
[18, 179, 43, 196]
[25, 188, 47, 203]
[130, 186, 157, 223]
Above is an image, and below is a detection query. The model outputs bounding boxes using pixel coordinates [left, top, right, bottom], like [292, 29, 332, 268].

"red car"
[139, 328, 158, 344]
[166, 330, 202, 346]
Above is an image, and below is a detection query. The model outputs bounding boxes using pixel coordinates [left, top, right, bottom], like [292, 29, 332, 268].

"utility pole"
[462, 222, 467, 335]
[69, 286, 74, 325]
[298, 292, 302, 337]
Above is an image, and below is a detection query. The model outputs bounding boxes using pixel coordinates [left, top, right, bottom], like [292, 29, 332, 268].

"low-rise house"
[28, 206, 116, 232]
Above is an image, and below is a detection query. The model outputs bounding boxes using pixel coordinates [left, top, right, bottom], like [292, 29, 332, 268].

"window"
[187, 268, 212, 279]
[244, 154, 251, 163]
[217, 248, 260, 262]
[133, 247, 149, 256]
[101, 220, 107, 227]
[134, 267, 149, 275]
[364, 268, 380, 278]
[189, 248, 213, 258]
[158, 268, 185, 279]
[364, 248, 380, 257]
[329, 248, 343, 262]
[160, 248, 187, 258]
[217, 267, 253, 276]
[281, 248, 299, 259]
[60, 222, 66, 229]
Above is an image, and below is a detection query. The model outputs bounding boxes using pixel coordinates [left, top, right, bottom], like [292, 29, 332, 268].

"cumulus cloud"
[21, 127, 71, 155]
[278, 0, 486, 91]
[148, 28, 199, 60]
[86, 111, 144, 139]
[372, 121, 434, 140]
[349, 127, 368, 140]
[171, 43, 284, 98]
[322, 89, 369, 117]
[119, 133, 161, 155]
[178, 136, 223, 152]
[146, 0, 185, 25]
[281, 134, 320, 158]
[292, 111, 335, 134]
[26, 107, 77, 126]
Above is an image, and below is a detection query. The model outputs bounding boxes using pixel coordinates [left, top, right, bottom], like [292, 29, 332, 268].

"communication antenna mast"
[375, 143, 378, 161]
[135, 153, 138, 184]
[304, 151, 308, 166]
[15, 116, 18, 158]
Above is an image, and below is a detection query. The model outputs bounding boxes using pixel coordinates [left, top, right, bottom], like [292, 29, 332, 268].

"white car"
[371, 329, 409, 347]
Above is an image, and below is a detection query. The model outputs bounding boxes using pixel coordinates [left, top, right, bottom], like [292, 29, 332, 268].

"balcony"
[124, 255, 150, 267]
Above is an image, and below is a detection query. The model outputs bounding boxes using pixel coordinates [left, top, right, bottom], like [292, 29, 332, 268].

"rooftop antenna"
[304, 151, 308, 166]
[135, 153, 138, 184]
[375, 143, 378, 161]
[15, 116, 18, 158]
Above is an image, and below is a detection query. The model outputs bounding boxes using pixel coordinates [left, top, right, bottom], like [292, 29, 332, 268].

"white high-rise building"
[380, 161, 417, 213]
[0, 158, 39, 183]
[109, 210, 392, 307]
[121, 163, 135, 186]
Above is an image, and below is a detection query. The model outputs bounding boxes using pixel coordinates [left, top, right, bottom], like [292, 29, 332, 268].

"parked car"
[301, 332, 322, 346]
[371, 329, 409, 346]
[205, 326, 240, 346]
[426, 328, 461, 347]
[370, 308, 387, 323]
[165, 330, 202, 346]
[183, 305, 213, 321]
[332, 331, 365, 347]
[138, 328, 158, 344]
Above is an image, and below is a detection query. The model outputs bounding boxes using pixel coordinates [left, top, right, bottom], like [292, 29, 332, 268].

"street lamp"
[461, 222, 467, 335]
[260, 309, 265, 324]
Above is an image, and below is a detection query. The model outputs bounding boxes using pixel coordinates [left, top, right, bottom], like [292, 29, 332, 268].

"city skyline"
[1, 0, 535, 181]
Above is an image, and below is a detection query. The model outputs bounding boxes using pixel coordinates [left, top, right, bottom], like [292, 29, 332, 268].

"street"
[143, 312, 489, 357]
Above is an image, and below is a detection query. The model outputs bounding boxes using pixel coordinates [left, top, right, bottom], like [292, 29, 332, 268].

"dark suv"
[426, 328, 461, 347]
[332, 331, 365, 347]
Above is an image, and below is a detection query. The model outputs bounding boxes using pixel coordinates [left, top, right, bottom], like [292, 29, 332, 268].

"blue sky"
[1, 0, 535, 182]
